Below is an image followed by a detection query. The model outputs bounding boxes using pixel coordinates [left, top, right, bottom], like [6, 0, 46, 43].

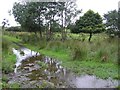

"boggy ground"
[8, 48, 76, 88]
[2, 31, 120, 88]
[9, 47, 119, 88]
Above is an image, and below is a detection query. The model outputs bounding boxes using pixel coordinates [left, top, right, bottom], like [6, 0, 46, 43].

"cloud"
[76, 0, 119, 16]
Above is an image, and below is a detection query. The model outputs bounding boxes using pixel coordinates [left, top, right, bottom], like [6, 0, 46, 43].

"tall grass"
[2, 38, 9, 53]
[2, 37, 16, 74]
[4, 31, 118, 63]
[3, 31, 119, 79]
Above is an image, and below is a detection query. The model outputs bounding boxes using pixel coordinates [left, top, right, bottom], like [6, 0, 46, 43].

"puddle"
[12, 48, 40, 73]
[69, 75, 119, 88]
[9, 47, 119, 88]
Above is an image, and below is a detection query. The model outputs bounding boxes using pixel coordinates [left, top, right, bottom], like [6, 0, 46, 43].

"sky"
[0, 0, 120, 26]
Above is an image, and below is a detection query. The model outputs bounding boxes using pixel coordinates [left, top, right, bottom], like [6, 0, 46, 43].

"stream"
[8, 47, 119, 88]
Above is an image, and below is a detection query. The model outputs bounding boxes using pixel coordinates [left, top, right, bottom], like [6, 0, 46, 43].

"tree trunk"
[88, 32, 92, 42]
[61, 10, 65, 42]
[39, 30, 42, 39]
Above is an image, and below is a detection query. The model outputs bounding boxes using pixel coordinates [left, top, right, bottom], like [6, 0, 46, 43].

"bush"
[5, 26, 21, 32]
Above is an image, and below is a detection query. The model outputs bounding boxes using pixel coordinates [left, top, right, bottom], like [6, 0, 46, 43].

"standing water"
[9, 47, 119, 88]
[12, 48, 40, 73]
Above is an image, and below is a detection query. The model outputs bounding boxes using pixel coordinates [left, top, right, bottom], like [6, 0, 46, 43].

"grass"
[41, 50, 118, 79]
[3, 31, 119, 80]
[3, 35, 21, 43]
[25, 43, 119, 79]
[2, 35, 20, 88]
[2, 37, 16, 74]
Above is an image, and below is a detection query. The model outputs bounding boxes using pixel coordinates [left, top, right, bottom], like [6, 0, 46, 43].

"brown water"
[8, 48, 119, 88]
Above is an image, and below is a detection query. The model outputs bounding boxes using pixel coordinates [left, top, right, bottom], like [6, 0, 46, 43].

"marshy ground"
[1, 31, 120, 88]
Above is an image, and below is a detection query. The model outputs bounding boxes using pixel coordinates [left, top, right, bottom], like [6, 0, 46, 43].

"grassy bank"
[3, 32, 119, 80]
[2, 35, 21, 88]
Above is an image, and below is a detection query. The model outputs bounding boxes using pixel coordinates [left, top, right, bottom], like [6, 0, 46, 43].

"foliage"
[5, 26, 21, 32]
[12, 1, 81, 40]
[2, 37, 16, 74]
[37, 61, 48, 69]
[72, 10, 105, 41]
[3, 32, 119, 79]
[12, 2, 45, 34]
[104, 10, 119, 36]
[76, 10, 104, 32]
[46, 41, 66, 52]
[71, 43, 88, 60]
[2, 82, 20, 89]
[2, 19, 9, 29]
[2, 38, 9, 53]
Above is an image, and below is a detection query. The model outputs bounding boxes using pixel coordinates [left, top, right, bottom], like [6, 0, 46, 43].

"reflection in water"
[10, 48, 119, 88]
[12, 48, 40, 73]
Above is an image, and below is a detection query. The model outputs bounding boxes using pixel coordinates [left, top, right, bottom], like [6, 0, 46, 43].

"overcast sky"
[0, 0, 119, 26]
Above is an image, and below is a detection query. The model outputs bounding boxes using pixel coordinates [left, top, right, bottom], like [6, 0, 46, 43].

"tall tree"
[44, 2, 59, 40]
[57, 0, 81, 41]
[12, 1, 81, 41]
[74, 10, 105, 42]
[12, 2, 46, 38]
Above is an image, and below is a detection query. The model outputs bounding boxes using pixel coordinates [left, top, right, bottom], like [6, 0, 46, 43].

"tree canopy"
[104, 10, 119, 36]
[12, 1, 81, 40]
[71, 10, 105, 41]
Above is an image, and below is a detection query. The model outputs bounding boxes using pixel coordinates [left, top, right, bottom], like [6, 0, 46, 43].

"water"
[12, 48, 40, 73]
[9, 48, 119, 88]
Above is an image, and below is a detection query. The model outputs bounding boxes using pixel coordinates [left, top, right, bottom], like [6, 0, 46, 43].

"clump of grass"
[37, 61, 48, 69]
[2, 74, 9, 82]
[2, 54, 16, 74]
[37, 80, 55, 88]
[46, 41, 66, 52]
[2, 38, 9, 53]
[2, 82, 20, 89]
[70, 42, 88, 61]
[9, 83, 20, 88]
[96, 48, 109, 62]
[38, 39, 47, 49]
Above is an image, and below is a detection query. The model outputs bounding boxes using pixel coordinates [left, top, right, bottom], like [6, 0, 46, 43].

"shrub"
[5, 26, 21, 32]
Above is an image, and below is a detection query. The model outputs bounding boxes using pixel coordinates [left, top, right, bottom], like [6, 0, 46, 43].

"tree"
[104, 10, 118, 36]
[12, 2, 47, 38]
[57, 0, 81, 41]
[12, 1, 81, 41]
[44, 2, 59, 40]
[74, 10, 105, 41]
